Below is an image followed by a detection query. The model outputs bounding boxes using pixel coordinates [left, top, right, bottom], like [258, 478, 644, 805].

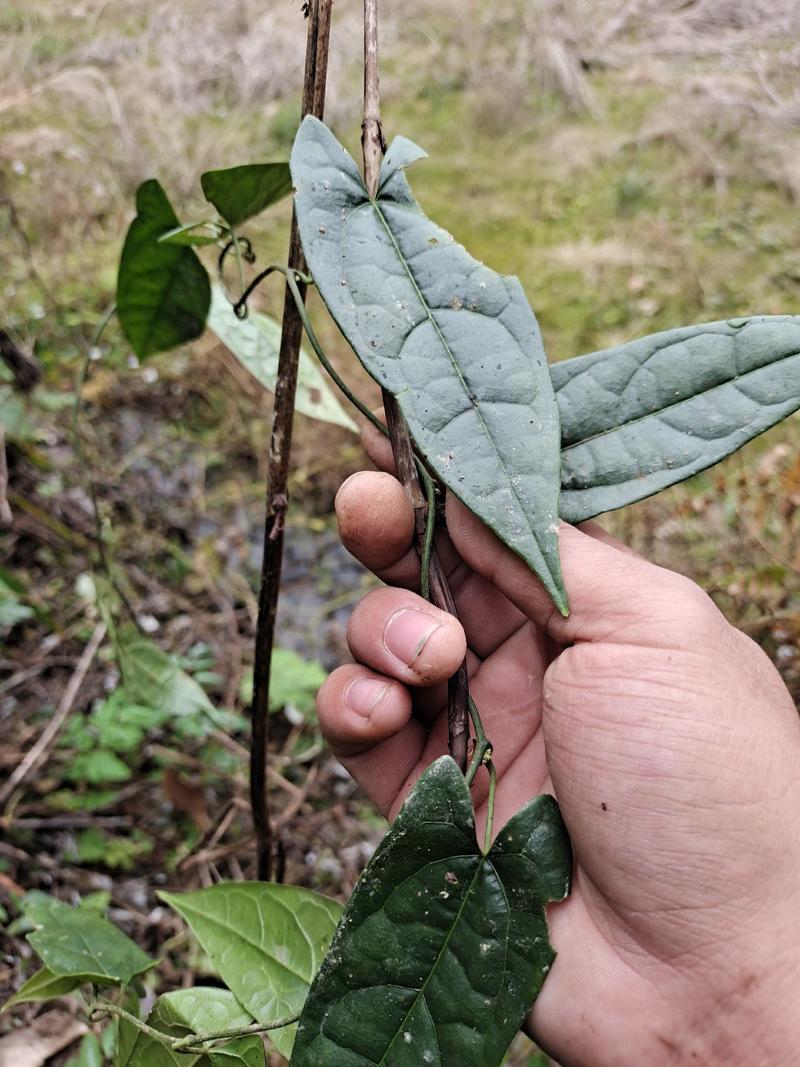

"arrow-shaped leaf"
[201, 163, 292, 226]
[291, 117, 567, 614]
[160, 883, 342, 1060]
[553, 315, 800, 522]
[117, 180, 211, 360]
[290, 757, 571, 1067]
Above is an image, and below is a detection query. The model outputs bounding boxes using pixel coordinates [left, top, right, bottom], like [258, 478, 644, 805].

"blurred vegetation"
[1, 1, 800, 1063]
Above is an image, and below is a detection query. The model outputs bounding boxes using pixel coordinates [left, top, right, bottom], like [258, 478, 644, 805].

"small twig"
[251, 0, 334, 881]
[362, 0, 470, 771]
[0, 621, 106, 807]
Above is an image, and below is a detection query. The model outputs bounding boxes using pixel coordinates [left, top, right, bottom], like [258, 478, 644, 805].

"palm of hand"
[320, 463, 800, 1067]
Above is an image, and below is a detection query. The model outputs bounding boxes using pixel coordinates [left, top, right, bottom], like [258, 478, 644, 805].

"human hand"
[317, 427, 800, 1067]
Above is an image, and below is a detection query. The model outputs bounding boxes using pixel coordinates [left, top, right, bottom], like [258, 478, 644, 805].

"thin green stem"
[482, 758, 497, 854]
[465, 695, 492, 789]
[171, 1014, 301, 1051]
[89, 998, 300, 1055]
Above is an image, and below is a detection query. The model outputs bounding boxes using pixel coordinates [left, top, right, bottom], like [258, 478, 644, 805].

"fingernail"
[383, 608, 442, 668]
[344, 677, 390, 719]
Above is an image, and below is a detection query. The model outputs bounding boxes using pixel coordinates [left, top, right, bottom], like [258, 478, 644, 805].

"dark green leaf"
[160, 883, 342, 1060]
[206, 285, 356, 430]
[553, 316, 800, 522]
[117, 180, 211, 360]
[2, 967, 84, 1011]
[291, 757, 571, 1067]
[117, 989, 264, 1067]
[291, 118, 567, 614]
[25, 897, 154, 985]
[201, 163, 292, 226]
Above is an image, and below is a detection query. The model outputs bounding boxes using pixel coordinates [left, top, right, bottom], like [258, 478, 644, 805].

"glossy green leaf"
[206, 285, 356, 431]
[160, 883, 342, 1060]
[117, 179, 211, 360]
[291, 757, 571, 1067]
[2, 966, 83, 1011]
[117, 989, 264, 1067]
[201, 163, 292, 226]
[553, 315, 800, 522]
[25, 896, 154, 985]
[291, 118, 567, 614]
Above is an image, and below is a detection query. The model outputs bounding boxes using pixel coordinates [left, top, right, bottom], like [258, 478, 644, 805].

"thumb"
[445, 496, 724, 650]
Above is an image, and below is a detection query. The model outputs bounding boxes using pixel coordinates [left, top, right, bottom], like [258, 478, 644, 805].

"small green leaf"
[0, 573, 34, 628]
[65, 749, 132, 785]
[2, 966, 84, 1011]
[201, 163, 292, 226]
[117, 179, 211, 360]
[160, 883, 342, 1060]
[115, 624, 221, 737]
[25, 896, 154, 985]
[117, 989, 265, 1067]
[206, 285, 356, 431]
[239, 647, 326, 718]
[291, 118, 567, 613]
[291, 757, 571, 1067]
[158, 221, 222, 247]
[553, 315, 800, 522]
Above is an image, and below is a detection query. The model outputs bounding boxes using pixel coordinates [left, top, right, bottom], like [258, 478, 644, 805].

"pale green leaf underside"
[160, 883, 342, 1060]
[291, 757, 571, 1067]
[553, 315, 800, 522]
[291, 117, 566, 614]
[207, 286, 356, 431]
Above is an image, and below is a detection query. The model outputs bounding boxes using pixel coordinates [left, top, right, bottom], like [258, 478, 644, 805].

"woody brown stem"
[250, 0, 333, 881]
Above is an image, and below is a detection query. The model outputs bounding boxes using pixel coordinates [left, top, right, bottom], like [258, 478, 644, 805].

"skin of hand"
[316, 425, 800, 1067]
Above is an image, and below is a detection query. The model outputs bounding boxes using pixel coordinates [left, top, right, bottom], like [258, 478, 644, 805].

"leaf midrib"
[166, 899, 310, 986]
[366, 196, 552, 570]
[375, 853, 488, 1066]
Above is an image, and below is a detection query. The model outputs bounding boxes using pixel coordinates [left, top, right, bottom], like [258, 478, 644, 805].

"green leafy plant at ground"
[6, 1, 800, 1064]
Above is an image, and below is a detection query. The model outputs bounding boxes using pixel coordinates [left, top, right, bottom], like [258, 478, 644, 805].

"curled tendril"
[218, 235, 255, 279]
[233, 266, 312, 320]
